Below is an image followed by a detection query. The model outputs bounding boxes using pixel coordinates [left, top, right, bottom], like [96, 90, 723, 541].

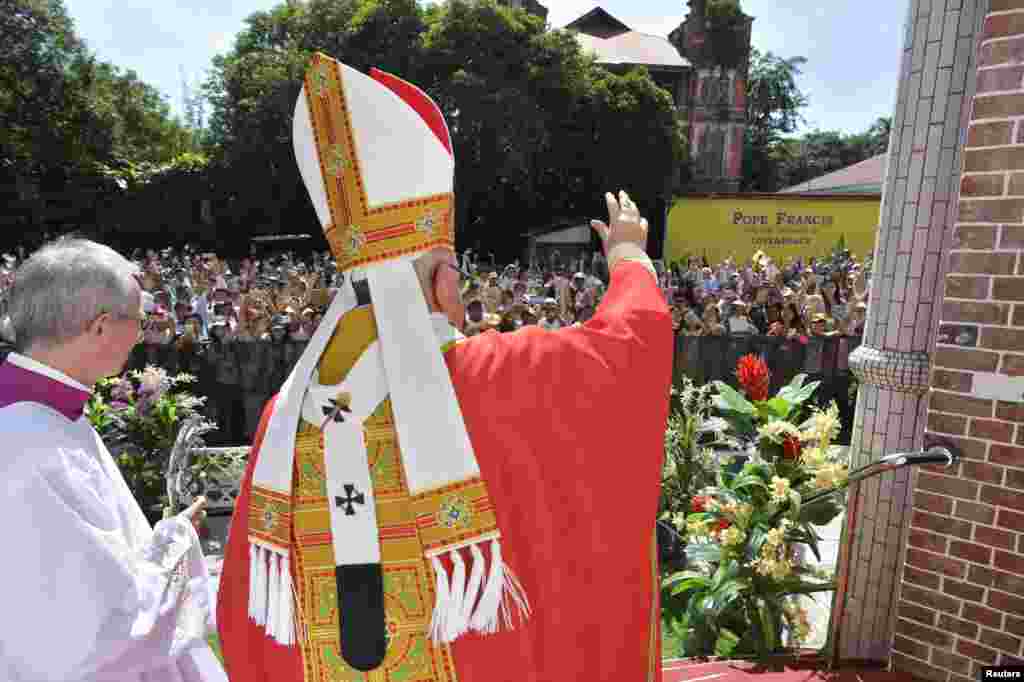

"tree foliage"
[740, 46, 889, 192]
[0, 0, 200, 250]
[5, 0, 685, 256]
[775, 118, 891, 189]
[201, 0, 686, 255]
[1, 0, 193, 176]
[741, 48, 808, 192]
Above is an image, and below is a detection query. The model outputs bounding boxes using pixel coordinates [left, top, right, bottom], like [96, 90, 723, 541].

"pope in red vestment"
[217, 259, 672, 681]
[217, 52, 672, 682]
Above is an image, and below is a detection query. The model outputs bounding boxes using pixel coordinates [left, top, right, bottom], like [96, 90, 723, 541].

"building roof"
[778, 153, 887, 195]
[574, 31, 689, 69]
[564, 7, 632, 38]
[566, 7, 689, 69]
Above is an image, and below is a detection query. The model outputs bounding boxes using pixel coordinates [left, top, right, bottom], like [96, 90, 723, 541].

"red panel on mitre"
[369, 68, 452, 158]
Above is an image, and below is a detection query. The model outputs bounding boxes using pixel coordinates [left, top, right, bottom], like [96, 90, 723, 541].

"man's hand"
[590, 190, 648, 253]
[184, 495, 207, 531]
[590, 190, 653, 275]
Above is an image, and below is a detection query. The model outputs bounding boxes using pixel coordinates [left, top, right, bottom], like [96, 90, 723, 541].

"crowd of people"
[0, 242, 871, 349]
[662, 249, 872, 342]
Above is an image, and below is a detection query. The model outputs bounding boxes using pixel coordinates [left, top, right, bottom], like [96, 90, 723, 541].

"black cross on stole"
[335, 483, 366, 516]
[322, 398, 352, 423]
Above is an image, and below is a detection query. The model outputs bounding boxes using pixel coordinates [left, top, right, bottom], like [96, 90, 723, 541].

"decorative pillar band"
[848, 345, 930, 395]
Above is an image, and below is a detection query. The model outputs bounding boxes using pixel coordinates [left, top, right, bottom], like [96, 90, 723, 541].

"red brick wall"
[891, 3, 1024, 681]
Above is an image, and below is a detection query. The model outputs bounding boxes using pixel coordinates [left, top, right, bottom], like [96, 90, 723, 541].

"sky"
[63, 0, 908, 135]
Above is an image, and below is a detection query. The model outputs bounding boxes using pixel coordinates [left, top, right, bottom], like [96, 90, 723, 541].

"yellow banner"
[664, 196, 881, 266]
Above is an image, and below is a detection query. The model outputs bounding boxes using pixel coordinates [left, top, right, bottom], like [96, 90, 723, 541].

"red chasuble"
[218, 261, 673, 681]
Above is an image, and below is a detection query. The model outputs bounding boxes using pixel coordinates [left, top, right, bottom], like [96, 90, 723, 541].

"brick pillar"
[888, 2, 1024, 681]
[834, 0, 986, 662]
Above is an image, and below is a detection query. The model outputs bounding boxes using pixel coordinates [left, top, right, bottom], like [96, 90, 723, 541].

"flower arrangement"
[86, 366, 217, 522]
[661, 378, 721, 566]
[661, 354, 849, 659]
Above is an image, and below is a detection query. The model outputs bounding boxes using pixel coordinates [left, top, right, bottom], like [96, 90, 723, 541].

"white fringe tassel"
[247, 542, 298, 647]
[469, 538, 504, 635]
[250, 545, 267, 626]
[428, 538, 531, 645]
[461, 544, 486, 626]
[248, 544, 260, 622]
[267, 550, 280, 640]
[278, 554, 295, 646]
[443, 549, 468, 642]
[428, 555, 451, 644]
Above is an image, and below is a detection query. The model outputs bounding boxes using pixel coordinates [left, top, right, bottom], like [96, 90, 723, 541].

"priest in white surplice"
[0, 238, 227, 682]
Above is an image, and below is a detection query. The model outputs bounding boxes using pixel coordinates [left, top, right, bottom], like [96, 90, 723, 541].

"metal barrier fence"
[118, 333, 862, 446]
[125, 341, 308, 445]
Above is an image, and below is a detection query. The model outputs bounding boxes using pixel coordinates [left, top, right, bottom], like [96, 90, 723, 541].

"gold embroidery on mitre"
[302, 53, 454, 274]
[314, 62, 331, 99]
[326, 144, 351, 178]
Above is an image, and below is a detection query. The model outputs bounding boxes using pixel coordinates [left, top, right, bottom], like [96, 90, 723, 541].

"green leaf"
[758, 598, 779, 654]
[711, 560, 739, 591]
[777, 372, 820, 404]
[747, 526, 767, 561]
[700, 486, 741, 504]
[711, 575, 748, 611]
[665, 571, 712, 596]
[685, 543, 723, 564]
[671, 578, 712, 597]
[714, 628, 741, 657]
[713, 381, 756, 415]
[687, 592, 714, 634]
[764, 397, 793, 420]
[732, 474, 769, 492]
[788, 489, 802, 523]
[790, 381, 821, 405]
[664, 570, 709, 585]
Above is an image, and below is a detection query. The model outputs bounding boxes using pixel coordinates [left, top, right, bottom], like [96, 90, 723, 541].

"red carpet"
[662, 659, 917, 682]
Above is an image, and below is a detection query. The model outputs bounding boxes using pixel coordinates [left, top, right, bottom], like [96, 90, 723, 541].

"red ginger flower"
[713, 518, 730, 533]
[783, 435, 802, 460]
[736, 354, 771, 402]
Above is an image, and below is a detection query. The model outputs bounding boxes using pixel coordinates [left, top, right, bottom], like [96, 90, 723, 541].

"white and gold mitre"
[293, 52, 455, 271]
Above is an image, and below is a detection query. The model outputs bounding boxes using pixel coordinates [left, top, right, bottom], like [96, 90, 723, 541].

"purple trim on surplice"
[0, 358, 91, 421]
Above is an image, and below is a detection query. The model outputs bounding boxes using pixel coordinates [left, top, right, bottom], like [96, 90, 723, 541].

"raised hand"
[589, 190, 652, 275]
[589, 190, 649, 255]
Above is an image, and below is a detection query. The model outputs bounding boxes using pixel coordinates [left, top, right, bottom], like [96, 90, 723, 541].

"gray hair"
[9, 238, 140, 352]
